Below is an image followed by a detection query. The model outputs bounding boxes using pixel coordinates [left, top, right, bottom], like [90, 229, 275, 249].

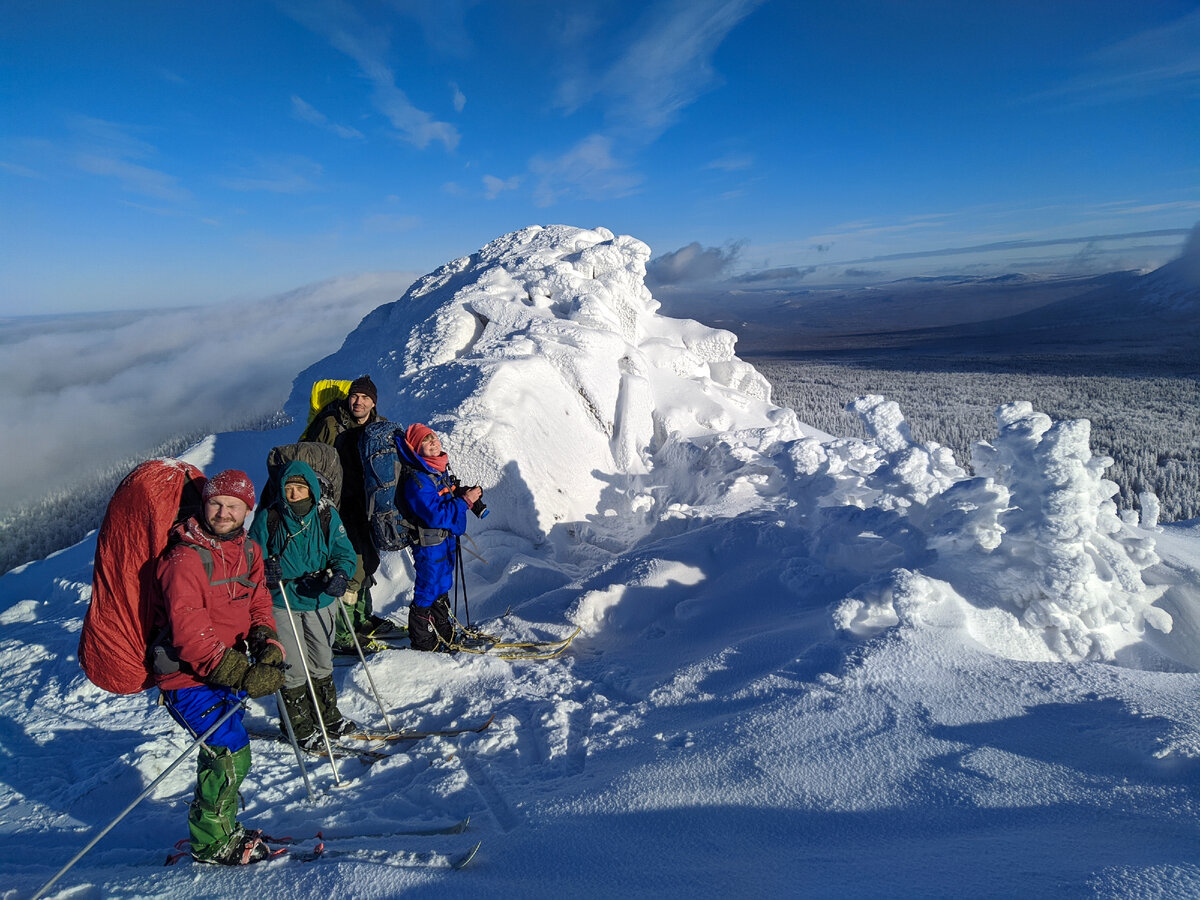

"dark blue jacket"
[397, 438, 469, 607]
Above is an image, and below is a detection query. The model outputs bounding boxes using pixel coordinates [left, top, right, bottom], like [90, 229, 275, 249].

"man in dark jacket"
[300, 374, 396, 651]
[156, 469, 284, 866]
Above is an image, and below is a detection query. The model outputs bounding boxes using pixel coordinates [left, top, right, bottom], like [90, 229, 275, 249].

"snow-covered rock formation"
[293, 224, 1171, 665]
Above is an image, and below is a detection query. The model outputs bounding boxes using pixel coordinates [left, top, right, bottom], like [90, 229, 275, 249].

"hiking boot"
[327, 716, 359, 738]
[332, 639, 358, 656]
[297, 730, 324, 753]
[193, 827, 271, 866]
[360, 614, 405, 638]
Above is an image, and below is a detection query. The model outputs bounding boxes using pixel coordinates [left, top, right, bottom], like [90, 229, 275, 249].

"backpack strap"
[182, 540, 258, 590]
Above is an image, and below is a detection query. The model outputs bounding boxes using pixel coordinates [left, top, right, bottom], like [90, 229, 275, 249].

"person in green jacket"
[248, 459, 359, 749]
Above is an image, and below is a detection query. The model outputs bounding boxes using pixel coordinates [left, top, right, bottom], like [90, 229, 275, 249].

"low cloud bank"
[0, 272, 414, 513]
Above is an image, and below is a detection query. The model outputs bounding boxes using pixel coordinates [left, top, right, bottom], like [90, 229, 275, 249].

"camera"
[453, 478, 489, 518]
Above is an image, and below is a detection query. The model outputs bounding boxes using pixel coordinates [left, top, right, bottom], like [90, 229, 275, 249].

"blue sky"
[2, 0, 1198, 315]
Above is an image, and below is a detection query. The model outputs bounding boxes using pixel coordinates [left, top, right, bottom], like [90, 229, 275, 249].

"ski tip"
[452, 840, 482, 870]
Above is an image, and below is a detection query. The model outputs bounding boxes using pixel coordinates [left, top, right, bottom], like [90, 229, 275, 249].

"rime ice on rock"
[291, 224, 805, 544]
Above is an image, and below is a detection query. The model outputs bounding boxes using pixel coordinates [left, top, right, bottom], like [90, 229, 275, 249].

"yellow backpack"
[307, 379, 353, 425]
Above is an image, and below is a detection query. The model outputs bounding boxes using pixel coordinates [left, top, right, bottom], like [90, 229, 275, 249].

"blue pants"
[163, 684, 249, 752]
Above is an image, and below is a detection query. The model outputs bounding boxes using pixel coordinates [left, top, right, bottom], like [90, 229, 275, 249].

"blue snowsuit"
[396, 437, 469, 608]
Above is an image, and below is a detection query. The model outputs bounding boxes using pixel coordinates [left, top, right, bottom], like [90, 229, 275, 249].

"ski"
[343, 714, 495, 742]
[245, 730, 390, 764]
[449, 625, 581, 659]
[291, 839, 481, 869]
[318, 816, 471, 839]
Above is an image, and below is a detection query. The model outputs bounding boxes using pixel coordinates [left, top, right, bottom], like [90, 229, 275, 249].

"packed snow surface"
[4, 225, 1200, 899]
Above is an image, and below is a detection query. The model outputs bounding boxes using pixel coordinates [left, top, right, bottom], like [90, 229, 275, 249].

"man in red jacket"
[155, 469, 285, 866]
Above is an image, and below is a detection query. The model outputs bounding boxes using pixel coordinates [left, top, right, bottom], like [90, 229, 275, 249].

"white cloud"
[217, 155, 324, 193]
[451, 82, 467, 112]
[646, 240, 744, 286]
[530, 134, 641, 207]
[0, 272, 416, 514]
[533, 0, 763, 205]
[482, 174, 520, 199]
[281, 0, 459, 150]
[290, 95, 365, 139]
[363, 212, 421, 233]
[68, 116, 191, 203]
[704, 152, 753, 171]
[1033, 7, 1200, 106]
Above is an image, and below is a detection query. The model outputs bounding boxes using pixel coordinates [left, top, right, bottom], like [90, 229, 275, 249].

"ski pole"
[32, 700, 244, 900]
[334, 594, 393, 732]
[455, 536, 471, 628]
[277, 581, 341, 785]
[275, 688, 316, 802]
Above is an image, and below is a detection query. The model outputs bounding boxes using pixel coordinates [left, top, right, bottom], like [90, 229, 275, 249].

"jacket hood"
[278, 459, 322, 505]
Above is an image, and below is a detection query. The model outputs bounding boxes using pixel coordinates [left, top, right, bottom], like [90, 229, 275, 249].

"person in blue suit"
[397, 423, 482, 651]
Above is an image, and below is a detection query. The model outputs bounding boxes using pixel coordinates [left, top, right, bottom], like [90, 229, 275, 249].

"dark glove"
[208, 648, 251, 689]
[248, 624, 284, 666]
[241, 662, 285, 698]
[324, 570, 349, 598]
[263, 556, 282, 588]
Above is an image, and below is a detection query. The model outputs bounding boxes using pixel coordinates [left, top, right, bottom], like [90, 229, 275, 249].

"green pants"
[189, 744, 252, 861]
[334, 571, 373, 646]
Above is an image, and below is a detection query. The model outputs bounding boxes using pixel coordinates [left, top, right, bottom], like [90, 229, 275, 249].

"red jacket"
[154, 517, 277, 691]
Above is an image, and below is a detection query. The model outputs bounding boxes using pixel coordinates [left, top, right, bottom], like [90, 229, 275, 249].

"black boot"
[313, 675, 357, 737]
[408, 594, 454, 652]
[279, 684, 315, 744]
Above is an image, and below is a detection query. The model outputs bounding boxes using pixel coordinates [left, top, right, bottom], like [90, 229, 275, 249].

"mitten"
[208, 648, 251, 689]
[241, 663, 285, 699]
[324, 570, 349, 598]
[263, 556, 282, 588]
[248, 624, 285, 666]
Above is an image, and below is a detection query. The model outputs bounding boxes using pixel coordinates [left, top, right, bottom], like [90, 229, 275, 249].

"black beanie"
[348, 375, 377, 403]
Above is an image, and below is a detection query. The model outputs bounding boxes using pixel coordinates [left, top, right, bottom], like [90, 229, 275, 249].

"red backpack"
[78, 459, 206, 694]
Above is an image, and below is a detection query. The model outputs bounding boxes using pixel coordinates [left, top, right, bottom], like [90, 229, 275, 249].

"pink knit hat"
[406, 423, 434, 455]
[202, 469, 256, 510]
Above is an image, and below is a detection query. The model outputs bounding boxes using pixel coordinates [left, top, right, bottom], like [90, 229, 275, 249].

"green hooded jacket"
[248, 459, 356, 613]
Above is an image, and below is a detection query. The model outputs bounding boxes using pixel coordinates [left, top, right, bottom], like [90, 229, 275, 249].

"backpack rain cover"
[79, 458, 205, 694]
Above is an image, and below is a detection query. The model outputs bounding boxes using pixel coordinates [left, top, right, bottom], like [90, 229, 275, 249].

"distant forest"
[755, 354, 1200, 524]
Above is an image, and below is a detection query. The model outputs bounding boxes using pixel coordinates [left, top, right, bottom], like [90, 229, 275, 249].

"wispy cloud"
[363, 212, 420, 233]
[482, 174, 519, 199]
[0, 160, 42, 179]
[217, 155, 324, 193]
[451, 82, 466, 113]
[1033, 8, 1200, 106]
[530, 134, 641, 207]
[534, 0, 764, 204]
[291, 95, 365, 139]
[280, 0, 459, 150]
[69, 116, 191, 202]
[704, 153, 754, 171]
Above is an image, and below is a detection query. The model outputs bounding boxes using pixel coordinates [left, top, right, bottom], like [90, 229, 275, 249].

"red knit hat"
[202, 469, 256, 510]
[406, 423, 434, 455]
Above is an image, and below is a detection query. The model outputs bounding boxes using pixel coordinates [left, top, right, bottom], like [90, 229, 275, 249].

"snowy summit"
[4, 224, 1200, 899]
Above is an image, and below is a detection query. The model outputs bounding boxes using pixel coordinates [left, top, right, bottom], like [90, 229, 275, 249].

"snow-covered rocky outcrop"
[294, 224, 1171, 665]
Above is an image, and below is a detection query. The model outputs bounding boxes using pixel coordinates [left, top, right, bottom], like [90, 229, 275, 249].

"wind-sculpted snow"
[289, 224, 1173, 666]
[825, 398, 1169, 662]
[292, 224, 805, 545]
